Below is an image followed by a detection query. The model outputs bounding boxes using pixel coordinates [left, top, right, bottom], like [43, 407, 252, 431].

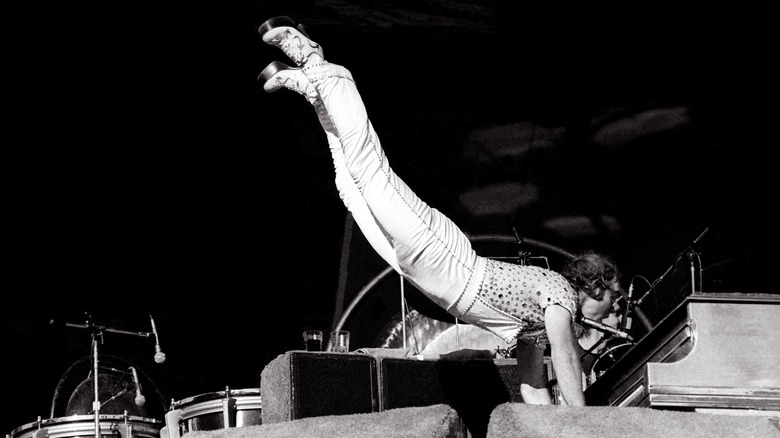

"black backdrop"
[4, 0, 779, 435]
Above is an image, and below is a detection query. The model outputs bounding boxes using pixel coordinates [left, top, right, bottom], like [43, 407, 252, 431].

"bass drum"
[162, 388, 261, 438]
[10, 415, 162, 438]
[333, 234, 575, 355]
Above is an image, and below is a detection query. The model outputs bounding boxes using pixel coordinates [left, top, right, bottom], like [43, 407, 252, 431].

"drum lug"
[115, 423, 132, 438]
[222, 398, 237, 428]
[163, 410, 183, 438]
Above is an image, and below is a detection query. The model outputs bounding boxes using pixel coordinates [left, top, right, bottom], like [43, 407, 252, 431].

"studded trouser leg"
[303, 62, 485, 314]
[311, 96, 402, 273]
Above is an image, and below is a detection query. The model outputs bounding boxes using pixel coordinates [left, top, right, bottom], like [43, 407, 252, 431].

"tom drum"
[161, 388, 261, 438]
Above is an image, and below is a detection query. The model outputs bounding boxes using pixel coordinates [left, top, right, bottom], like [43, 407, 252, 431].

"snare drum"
[10, 415, 162, 438]
[161, 388, 261, 438]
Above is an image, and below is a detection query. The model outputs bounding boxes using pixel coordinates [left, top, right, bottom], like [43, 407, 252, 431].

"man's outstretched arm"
[545, 304, 586, 406]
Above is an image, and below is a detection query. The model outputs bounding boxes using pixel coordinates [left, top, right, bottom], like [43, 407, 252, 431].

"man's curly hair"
[560, 250, 620, 300]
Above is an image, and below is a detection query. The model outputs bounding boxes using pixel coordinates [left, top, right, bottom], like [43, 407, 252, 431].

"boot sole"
[258, 61, 293, 92]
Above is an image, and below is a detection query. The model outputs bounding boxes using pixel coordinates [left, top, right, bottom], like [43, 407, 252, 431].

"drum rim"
[172, 388, 261, 408]
[10, 415, 163, 435]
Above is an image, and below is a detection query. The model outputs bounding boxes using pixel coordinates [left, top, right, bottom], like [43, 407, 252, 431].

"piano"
[585, 292, 780, 414]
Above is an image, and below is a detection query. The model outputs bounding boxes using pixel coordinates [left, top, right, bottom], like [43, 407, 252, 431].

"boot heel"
[257, 16, 323, 66]
[257, 60, 291, 86]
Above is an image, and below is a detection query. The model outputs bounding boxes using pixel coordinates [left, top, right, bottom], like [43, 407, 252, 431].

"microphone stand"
[635, 227, 710, 308]
[618, 284, 654, 333]
[687, 245, 704, 294]
[55, 315, 154, 438]
[91, 331, 100, 438]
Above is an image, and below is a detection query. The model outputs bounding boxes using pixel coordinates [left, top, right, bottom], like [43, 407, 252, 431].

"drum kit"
[6, 314, 262, 438]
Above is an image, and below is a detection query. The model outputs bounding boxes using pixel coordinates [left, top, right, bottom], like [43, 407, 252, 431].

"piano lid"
[646, 292, 780, 410]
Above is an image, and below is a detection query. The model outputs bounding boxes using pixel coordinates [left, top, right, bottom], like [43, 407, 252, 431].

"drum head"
[50, 355, 166, 420]
[66, 374, 145, 417]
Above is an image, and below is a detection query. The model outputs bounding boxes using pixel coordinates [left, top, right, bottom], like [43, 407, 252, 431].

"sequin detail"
[477, 259, 577, 347]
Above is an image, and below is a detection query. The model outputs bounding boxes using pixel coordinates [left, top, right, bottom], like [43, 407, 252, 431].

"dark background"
[3, 0, 778, 435]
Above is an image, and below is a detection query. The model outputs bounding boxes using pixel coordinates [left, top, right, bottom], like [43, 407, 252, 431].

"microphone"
[624, 283, 634, 330]
[129, 366, 146, 407]
[577, 315, 635, 342]
[150, 314, 166, 364]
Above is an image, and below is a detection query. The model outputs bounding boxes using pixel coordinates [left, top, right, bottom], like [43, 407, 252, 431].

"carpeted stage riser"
[172, 403, 779, 438]
[487, 403, 780, 438]
[183, 404, 464, 438]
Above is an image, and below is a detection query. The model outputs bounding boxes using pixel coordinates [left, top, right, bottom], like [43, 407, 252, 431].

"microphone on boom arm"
[150, 314, 166, 364]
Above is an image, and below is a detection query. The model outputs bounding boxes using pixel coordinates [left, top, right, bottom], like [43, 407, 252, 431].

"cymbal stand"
[58, 313, 153, 438]
[91, 328, 100, 438]
[513, 225, 529, 266]
[512, 225, 550, 269]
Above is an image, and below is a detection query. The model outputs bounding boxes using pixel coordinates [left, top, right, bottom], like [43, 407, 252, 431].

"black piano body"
[585, 292, 780, 414]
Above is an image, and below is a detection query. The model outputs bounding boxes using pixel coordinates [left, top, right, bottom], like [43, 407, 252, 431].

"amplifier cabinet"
[260, 351, 378, 423]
